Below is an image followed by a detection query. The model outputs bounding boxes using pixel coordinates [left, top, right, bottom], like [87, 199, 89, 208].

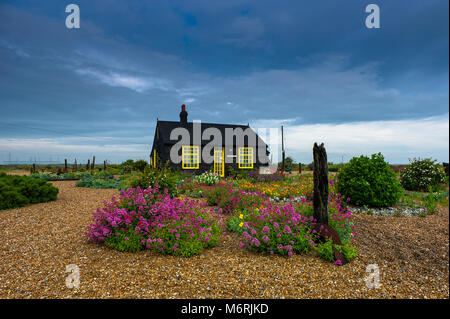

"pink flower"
[333, 259, 343, 266]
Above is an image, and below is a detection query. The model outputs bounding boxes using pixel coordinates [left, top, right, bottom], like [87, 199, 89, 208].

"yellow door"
[214, 148, 224, 177]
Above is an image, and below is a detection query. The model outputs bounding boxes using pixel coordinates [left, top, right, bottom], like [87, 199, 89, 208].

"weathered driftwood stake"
[312, 143, 348, 265]
[104, 160, 107, 170]
[64, 159, 68, 172]
[86, 159, 90, 170]
[298, 163, 302, 174]
[92, 156, 96, 171]
[74, 158, 77, 171]
[313, 143, 328, 225]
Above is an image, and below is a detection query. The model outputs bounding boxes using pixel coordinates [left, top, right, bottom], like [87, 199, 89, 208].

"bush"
[0, 172, 59, 210]
[315, 239, 358, 263]
[204, 182, 268, 214]
[127, 166, 179, 197]
[337, 153, 403, 207]
[120, 159, 135, 173]
[132, 159, 148, 172]
[193, 171, 220, 186]
[237, 204, 316, 256]
[400, 158, 446, 191]
[85, 186, 220, 257]
[177, 179, 206, 198]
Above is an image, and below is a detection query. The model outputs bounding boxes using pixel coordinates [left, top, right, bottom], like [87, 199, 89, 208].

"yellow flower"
[239, 214, 244, 219]
[239, 222, 243, 227]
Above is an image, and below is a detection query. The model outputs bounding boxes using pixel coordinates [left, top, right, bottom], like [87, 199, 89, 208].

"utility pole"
[281, 125, 285, 171]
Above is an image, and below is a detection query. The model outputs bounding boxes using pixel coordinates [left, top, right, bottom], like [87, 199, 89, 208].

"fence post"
[104, 160, 107, 170]
[64, 159, 68, 172]
[74, 158, 77, 171]
[92, 156, 95, 171]
[298, 163, 302, 174]
[86, 159, 90, 170]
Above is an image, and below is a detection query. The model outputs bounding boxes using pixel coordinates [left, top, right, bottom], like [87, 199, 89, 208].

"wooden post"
[104, 160, 107, 170]
[74, 158, 77, 171]
[86, 159, 90, 170]
[92, 156, 95, 171]
[31, 163, 36, 174]
[64, 159, 68, 172]
[298, 163, 302, 174]
[313, 143, 329, 225]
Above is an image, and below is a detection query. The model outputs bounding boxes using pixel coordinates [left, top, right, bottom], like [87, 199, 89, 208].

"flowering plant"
[193, 171, 220, 186]
[237, 203, 317, 256]
[400, 158, 446, 191]
[85, 186, 220, 257]
[204, 182, 268, 214]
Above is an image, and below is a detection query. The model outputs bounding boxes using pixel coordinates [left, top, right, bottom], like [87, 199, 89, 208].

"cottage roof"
[156, 120, 268, 147]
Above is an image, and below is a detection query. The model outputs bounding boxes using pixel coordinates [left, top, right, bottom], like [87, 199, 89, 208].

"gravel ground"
[0, 181, 448, 299]
[348, 206, 428, 217]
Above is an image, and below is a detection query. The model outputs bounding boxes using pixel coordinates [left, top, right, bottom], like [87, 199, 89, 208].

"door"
[213, 148, 224, 177]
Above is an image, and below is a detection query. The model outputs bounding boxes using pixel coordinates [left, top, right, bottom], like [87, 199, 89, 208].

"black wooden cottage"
[150, 105, 270, 176]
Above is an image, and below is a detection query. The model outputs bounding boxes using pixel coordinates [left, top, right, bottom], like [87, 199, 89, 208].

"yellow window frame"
[152, 150, 157, 168]
[214, 148, 224, 177]
[238, 147, 254, 169]
[182, 145, 200, 169]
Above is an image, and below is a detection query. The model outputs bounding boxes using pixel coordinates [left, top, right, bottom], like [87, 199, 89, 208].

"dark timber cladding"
[150, 105, 270, 176]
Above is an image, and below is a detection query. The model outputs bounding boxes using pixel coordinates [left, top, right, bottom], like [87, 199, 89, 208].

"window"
[238, 147, 253, 169]
[182, 145, 200, 169]
[214, 148, 224, 177]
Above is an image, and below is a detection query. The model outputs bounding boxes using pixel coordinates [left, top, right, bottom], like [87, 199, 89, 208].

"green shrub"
[177, 179, 205, 198]
[120, 159, 135, 172]
[226, 210, 250, 234]
[400, 158, 446, 191]
[193, 171, 220, 186]
[105, 226, 145, 252]
[336, 244, 358, 261]
[337, 153, 403, 207]
[315, 239, 358, 263]
[0, 173, 59, 210]
[315, 240, 335, 262]
[127, 166, 179, 197]
[132, 159, 148, 172]
[424, 192, 438, 214]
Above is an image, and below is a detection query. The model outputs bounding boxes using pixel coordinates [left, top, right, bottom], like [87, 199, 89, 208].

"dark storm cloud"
[0, 0, 448, 162]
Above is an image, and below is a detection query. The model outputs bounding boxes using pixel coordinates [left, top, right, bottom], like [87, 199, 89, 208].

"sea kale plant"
[85, 186, 220, 257]
[193, 171, 220, 186]
[400, 158, 446, 191]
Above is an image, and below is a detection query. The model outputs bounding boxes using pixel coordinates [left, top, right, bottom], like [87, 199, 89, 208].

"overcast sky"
[0, 0, 448, 164]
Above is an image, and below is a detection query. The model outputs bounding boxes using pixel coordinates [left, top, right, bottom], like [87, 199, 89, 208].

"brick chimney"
[180, 104, 188, 124]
